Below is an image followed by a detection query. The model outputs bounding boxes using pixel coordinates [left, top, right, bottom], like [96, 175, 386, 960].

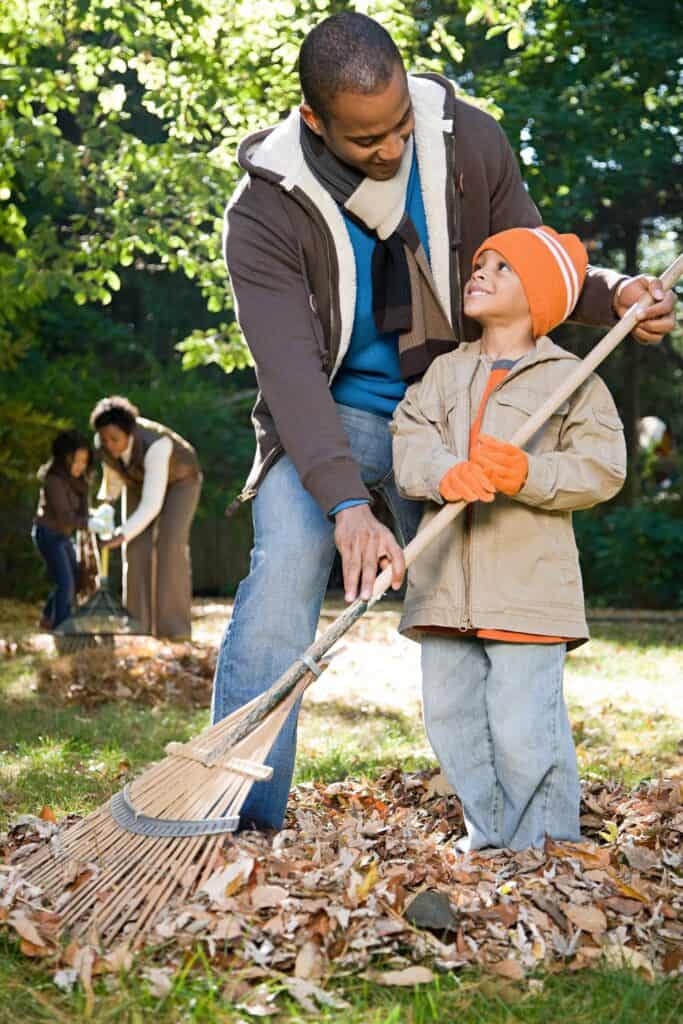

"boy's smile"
[464, 247, 534, 356]
[464, 249, 528, 316]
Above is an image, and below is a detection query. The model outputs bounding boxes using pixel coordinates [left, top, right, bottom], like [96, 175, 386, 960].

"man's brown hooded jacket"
[224, 74, 625, 514]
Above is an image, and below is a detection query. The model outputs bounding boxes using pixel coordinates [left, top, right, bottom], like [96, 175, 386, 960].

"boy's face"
[464, 249, 532, 332]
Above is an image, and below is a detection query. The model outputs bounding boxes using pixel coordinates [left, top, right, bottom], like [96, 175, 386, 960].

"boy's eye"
[498, 260, 510, 271]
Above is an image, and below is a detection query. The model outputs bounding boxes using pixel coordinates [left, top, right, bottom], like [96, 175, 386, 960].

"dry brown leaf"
[142, 966, 174, 997]
[8, 911, 47, 949]
[39, 806, 57, 823]
[662, 948, 683, 974]
[546, 840, 611, 869]
[250, 884, 288, 910]
[200, 857, 254, 902]
[367, 966, 435, 986]
[20, 939, 50, 958]
[622, 844, 660, 874]
[103, 944, 133, 973]
[425, 773, 454, 799]
[603, 945, 656, 983]
[284, 978, 350, 1013]
[610, 877, 650, 903]
[294, 939, 324, 980]
[488, 958, 525, 981]
[603, 897, 645, 916]
[566, 903, 608, 935]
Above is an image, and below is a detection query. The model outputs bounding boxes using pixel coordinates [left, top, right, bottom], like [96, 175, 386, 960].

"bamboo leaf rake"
[20, 254, 683, 948]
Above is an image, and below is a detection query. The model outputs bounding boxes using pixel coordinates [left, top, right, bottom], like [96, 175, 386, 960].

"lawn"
[1, 598, 682, 1022]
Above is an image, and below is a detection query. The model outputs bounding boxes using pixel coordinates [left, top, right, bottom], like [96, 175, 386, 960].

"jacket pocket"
[594, 409, 624, 432]
[495, 389, 569, 451]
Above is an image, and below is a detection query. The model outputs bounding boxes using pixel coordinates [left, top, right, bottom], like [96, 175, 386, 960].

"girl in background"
[33, 430, 94, 629]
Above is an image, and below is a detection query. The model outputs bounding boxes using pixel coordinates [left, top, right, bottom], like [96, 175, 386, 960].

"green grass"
[1, 602, 682, 1022]
[0, 936, 681, 1024]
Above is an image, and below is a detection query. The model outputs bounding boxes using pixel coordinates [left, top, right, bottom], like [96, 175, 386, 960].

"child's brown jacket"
[390, 337, 626, 644]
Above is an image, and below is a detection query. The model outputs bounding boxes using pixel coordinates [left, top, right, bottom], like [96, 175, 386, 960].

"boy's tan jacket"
[390, 337, 627, 644]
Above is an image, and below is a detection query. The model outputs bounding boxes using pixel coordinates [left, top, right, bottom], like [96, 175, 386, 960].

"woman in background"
[33, 430, 93, 629]
[90, 396, 202, 640]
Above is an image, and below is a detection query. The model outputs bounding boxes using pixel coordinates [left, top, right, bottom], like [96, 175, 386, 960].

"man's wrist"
[329, 498, 370, 518]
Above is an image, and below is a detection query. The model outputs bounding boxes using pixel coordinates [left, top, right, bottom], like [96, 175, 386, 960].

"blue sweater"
[331, 150, 431, 419]
[329, 150, 430, 517]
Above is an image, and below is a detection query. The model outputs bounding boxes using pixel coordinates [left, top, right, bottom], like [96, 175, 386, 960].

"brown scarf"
[300, 122, 457, 379]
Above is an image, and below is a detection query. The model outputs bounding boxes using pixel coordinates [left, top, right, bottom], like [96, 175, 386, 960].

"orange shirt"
[462, 359, 565, 645]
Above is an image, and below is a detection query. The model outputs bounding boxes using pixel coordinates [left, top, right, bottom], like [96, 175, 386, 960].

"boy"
[391, 226, 627, 852]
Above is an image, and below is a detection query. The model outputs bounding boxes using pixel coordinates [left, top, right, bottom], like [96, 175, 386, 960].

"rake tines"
[19, 658, 325, 945]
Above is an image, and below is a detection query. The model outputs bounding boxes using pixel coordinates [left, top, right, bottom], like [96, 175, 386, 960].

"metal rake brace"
[109, 754, 273, 836]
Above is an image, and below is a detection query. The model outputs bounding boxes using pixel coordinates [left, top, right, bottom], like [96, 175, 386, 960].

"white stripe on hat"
[533, 227, 579, 319]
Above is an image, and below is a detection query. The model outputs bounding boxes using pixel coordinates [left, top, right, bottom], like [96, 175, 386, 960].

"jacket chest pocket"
[493, 387, 569, 452]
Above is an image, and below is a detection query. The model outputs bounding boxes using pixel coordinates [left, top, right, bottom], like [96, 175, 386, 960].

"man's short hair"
[299, 12, 404, 120]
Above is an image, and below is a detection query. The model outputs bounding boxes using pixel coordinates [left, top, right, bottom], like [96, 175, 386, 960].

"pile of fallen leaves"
[36, 640, 216, 709]
[1, 770, 682, 1012]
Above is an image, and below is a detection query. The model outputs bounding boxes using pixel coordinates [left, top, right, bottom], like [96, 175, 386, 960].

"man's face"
[301, 63, 414, 181]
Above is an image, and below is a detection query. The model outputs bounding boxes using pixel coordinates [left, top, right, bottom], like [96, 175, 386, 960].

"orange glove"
[439, 460, 496, 503]
[472, 434, 528, 496]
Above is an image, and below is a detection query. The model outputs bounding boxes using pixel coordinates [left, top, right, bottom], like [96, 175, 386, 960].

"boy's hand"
[472, 435, 528, 495]
[439, 461, 496, 503]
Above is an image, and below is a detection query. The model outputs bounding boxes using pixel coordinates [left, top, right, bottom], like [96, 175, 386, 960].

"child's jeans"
[420, 635, 580, 852]
[32, 523, 78, 628]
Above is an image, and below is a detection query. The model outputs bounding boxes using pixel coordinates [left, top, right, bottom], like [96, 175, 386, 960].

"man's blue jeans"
[211, 403, 423, 829]
[421, 635, 580, 851]
[32, 523, 78, 628]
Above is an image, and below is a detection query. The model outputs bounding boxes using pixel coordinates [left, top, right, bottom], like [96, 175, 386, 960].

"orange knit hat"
[472, 226, 588, 338]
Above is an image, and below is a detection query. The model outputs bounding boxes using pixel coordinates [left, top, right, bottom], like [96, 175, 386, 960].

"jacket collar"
[234, 75, 455, 377]
[456, 335, 580, 386]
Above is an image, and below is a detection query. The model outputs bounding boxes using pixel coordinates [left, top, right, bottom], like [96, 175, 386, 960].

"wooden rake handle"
[369, 252, 683, 603]
[204, 254, 682, 762]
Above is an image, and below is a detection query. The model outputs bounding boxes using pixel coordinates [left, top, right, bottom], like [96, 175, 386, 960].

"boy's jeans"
[211, 403, 423, 830]
[421, 635, 580, 851]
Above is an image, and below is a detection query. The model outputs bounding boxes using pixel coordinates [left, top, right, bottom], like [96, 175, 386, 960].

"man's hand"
[334, 504, 405, 603]
[613, 276, 677, 344]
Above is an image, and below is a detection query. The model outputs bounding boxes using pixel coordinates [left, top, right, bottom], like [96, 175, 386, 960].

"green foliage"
[575, 503, 683, 609]
[0, 0, 476, 374]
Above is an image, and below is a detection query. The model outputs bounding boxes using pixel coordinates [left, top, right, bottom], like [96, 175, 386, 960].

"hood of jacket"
[231, 73, 457, 379]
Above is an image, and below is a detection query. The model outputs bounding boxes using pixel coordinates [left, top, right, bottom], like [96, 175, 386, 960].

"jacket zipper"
[234, 190, 342, 507]
[444, 99, 465, 343]
[460, 383, 473, 630]
[289, 188, 341, 378]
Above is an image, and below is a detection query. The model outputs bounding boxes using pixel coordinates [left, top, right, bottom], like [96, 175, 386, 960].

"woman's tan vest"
[98, 418, 200, 494]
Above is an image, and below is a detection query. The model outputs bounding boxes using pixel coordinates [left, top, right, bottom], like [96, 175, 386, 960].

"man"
[212, 12, 677, 831]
